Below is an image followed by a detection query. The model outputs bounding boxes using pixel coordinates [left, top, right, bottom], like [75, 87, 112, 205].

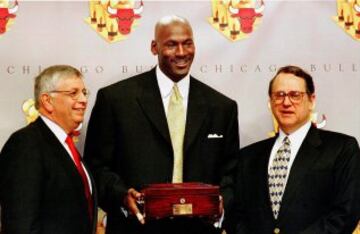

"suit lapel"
[137, 68, 171, 146]
[279, 126, 322, 217]
[136, 72, 209, 151]
[36, 118, 90, 197]
[259, 138, 278, 218]
[184, 78, 208, 152]
[82, 160, 98, 228]
[36, 118, 96, 227]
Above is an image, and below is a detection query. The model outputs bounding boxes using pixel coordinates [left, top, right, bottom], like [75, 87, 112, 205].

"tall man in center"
[84, 15, 239, 234]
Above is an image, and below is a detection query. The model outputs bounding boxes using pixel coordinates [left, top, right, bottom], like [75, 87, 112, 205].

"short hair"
[268, 65, 315, 96]
[34, 65, 82, 109]
[154, 15, 192, 39]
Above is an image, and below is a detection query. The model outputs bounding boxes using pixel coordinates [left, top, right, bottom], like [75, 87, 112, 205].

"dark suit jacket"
[84, 68, 239, 234]
[0, 118, 97, 234]
[227, 126, 360, 234]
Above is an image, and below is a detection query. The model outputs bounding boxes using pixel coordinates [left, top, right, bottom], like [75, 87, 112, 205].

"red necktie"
[65, 135, 93, 219]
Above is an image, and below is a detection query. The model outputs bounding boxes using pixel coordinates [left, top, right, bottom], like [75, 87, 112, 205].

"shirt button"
[274, 227, 280, 234]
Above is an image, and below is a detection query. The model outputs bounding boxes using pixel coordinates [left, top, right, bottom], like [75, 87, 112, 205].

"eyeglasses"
[49, 89, 90, 100]
[270, 91, 308, 104]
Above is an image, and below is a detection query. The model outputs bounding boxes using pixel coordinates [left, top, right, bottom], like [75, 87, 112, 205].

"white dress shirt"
[40, 115, 92, 193]
[156, 66, 190, 117]
[268, 121, 312, 188]
[156, 66, 224, 228]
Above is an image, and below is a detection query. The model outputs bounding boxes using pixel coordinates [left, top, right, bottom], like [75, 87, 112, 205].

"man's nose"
[176, 44, 185, 56]
[77, 91, 88, 103]
[283, 95, 292, 105]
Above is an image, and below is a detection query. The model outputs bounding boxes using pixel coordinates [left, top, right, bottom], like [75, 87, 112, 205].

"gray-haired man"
[0, 65, 96, 234]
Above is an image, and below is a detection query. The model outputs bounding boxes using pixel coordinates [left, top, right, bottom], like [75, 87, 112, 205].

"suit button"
[274, 228, 280, 234]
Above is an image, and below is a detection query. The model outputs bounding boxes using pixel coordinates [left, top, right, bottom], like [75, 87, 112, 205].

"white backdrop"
[1, 0, 360, 152]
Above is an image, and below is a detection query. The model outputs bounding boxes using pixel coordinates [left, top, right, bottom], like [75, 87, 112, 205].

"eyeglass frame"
[270, 90, 310, 104]
[48, 89, 90, 100]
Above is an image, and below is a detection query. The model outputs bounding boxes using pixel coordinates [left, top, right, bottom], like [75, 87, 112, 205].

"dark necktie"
[65, 135, 93, 219]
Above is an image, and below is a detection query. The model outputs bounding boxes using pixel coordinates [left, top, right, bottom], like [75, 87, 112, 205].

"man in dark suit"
[0, 65, 97, 234]
[227, 65, 360, 234]
[84, 15, 239, 234]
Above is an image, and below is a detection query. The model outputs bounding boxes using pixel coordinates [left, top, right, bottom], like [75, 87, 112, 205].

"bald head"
[154, 15, 193, 40]
[151, 15, 195, 82]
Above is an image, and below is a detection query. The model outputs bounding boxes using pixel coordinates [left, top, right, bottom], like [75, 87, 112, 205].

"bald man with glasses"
[0, 65, 97, 234]
[227, 65, 360, 234]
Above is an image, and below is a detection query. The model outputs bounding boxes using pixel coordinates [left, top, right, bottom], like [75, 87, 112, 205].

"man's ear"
[40, 93, 54, 113]
[310, 94, 316, 111]
[151, 40, 158, 55]
[311, 102, 316, 111]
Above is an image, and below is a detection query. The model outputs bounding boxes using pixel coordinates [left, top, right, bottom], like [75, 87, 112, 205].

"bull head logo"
[355, 1, 360, 12]
[0, 0, 18, 35]
[354, 0, 360, 38]
[85, 0, 144, 43]
[22, 98, 39, 124]
[229, 0, 264, 34]
[333, 0, 360, 41]
[107, 0, 143, 35]
[208, 0, 265, 42]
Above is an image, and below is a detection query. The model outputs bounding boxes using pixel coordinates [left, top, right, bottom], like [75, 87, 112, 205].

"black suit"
[227, 126, 360, 234]
[84, 68, 239, 234]
[0, 118, 97, 234]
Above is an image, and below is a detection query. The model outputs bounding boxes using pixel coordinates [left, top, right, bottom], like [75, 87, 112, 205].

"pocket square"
[207, 133, 223, 139]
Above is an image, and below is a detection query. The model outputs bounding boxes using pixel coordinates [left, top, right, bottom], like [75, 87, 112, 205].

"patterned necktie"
[167, 84, 186, 183]
[268, 136, 291, 219]
[65, 135, 93, 219]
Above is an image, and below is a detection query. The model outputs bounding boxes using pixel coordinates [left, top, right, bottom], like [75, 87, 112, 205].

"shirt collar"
[40, 115, 68, 144]
[278, 121, 312, 145]
[156, 66, 190, 100]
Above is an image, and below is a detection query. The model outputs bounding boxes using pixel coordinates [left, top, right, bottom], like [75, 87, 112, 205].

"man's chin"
[173, 69, 190, 79]
[73, 118, 84, 126]
[174, 63, 190, 70]
[278, 119, 295, 128]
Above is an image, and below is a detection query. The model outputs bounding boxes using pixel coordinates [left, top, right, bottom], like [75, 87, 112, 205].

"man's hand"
[214, 195, 225, 228]
[219, 195, 224, 216]
[123, 188, 145, 224]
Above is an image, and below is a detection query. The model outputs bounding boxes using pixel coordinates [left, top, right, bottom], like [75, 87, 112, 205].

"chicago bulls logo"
[0, 0, 18, 37]
[22, 98, 39, 124]
[85, 0, 144, 43]
[208, 0, 265, 42]
[333, 0, 360, 41]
